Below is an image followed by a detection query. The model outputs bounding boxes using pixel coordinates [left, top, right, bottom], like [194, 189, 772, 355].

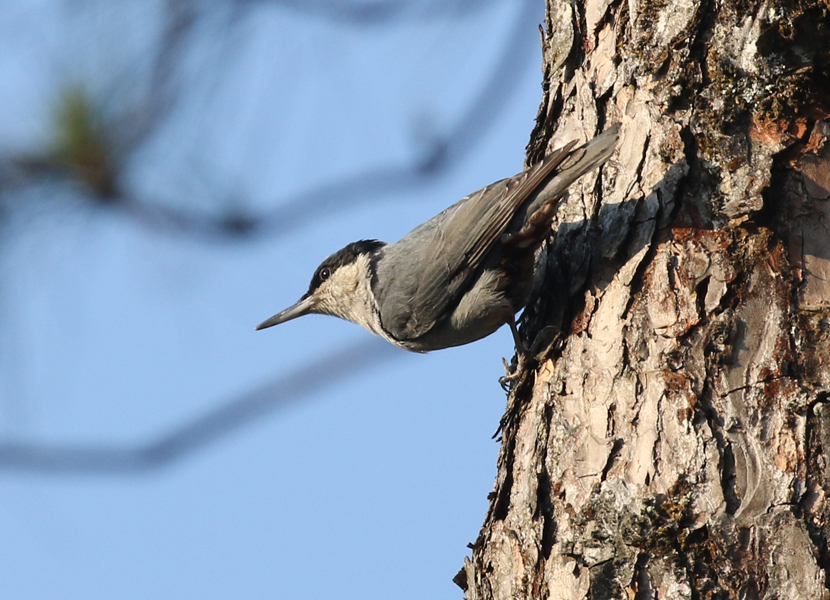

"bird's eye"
[319, 267, 331, 281]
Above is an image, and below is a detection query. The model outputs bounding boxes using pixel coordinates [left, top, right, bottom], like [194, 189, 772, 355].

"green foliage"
[53, 85, 116, 198]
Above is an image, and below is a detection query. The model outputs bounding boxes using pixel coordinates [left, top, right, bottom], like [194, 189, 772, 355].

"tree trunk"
[456, 0, 830, 598]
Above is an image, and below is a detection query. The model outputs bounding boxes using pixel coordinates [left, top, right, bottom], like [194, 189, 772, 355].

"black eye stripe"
[307, 239, 385, 295]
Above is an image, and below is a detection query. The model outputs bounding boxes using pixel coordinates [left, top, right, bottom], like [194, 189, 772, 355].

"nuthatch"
[257, 126, 619, 364]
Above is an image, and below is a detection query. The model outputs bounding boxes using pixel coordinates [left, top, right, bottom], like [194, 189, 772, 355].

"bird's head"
[256, 240, 386, 331]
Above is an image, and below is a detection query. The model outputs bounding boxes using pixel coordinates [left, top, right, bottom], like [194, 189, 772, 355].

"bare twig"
[0, 338, 402, 474]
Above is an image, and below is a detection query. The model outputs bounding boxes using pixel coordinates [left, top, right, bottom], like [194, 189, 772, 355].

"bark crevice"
[461, 0, 830, 598]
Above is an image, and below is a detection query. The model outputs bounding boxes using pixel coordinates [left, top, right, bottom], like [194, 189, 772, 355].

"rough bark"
[457, 0, 830, 598]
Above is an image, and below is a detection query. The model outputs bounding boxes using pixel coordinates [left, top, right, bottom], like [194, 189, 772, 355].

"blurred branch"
[115, 0, 540, 241]
[233, 0, 499, 24]
[0, 0, 537, 239]
[129, 0, 198, 147]
[0, 338, 402, 474]
[0, 1, 198, 200]
[153, 0, 198, 105]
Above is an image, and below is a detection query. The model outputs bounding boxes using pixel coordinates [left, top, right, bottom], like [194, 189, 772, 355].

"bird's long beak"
[256, 295, 315, 330]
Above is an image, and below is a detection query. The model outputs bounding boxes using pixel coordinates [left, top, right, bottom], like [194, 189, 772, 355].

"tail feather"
[503, 124, 619, 250]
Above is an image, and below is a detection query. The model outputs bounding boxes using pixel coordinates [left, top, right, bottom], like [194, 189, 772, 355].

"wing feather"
[377, 126, 618, 341]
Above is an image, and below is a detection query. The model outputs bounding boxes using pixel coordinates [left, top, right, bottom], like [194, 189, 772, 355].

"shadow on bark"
[460, 0, 830, 597]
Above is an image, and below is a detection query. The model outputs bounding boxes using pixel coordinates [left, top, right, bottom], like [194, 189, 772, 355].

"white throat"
[315, 253, 389, 340]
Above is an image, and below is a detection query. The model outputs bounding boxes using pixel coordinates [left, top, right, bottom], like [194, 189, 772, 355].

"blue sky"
[0, 1, 546, 598]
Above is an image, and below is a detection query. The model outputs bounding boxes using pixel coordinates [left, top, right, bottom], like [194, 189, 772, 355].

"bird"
[256, 125, 619, 366]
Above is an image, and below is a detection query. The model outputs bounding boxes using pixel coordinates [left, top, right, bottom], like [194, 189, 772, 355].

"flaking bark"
[457, 0, 830, 598]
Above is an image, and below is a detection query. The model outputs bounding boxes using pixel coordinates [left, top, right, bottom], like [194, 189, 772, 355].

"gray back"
[374, 126, 619, 341]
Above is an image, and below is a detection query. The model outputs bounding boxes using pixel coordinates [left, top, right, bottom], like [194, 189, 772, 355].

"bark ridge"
[458, 0, 830, 598]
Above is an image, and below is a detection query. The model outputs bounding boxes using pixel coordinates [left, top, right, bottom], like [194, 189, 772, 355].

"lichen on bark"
[458, 0, 830, 598]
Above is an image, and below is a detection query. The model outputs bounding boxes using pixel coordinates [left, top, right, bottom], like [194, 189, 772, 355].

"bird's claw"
[499, 352, 530, 391]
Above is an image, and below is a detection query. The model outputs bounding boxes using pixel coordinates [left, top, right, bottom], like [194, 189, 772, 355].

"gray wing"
[376, 125, 619, 341]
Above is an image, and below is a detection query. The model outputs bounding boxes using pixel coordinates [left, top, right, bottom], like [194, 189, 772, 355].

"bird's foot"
[499, 351, 530, 391]
[495, 352, 532, 437]
[495, 326, 559, 437]
[500, 317, 530, 390]
[499, 325, 557, 391]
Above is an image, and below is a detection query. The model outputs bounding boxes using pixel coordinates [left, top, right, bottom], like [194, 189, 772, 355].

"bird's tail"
[504, 124, 620, 250]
